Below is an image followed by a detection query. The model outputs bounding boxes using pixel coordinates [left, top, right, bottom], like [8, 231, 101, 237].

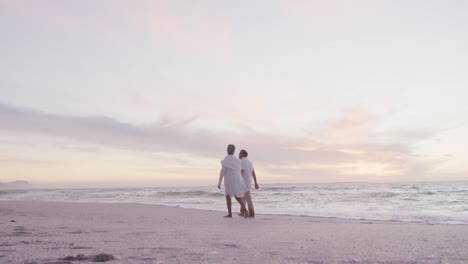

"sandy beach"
[1, 201, 467, 264]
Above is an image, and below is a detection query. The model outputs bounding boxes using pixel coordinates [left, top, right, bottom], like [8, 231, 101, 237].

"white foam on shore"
[1, 181, 467, 224]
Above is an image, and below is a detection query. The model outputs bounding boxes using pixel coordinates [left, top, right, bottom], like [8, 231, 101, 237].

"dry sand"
[1, 201, 467, 264]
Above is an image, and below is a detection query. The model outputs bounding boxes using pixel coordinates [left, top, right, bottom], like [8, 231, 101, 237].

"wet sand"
[1, 200, 467, 263]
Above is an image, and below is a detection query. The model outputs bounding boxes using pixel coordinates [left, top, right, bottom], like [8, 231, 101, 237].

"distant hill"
[0, 180, 33, 189]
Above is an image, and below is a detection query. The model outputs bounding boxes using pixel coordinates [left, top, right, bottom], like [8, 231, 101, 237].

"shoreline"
[2, 182, 466, 226]
[1, 198, 466, 226]
[1, 200, 468, 263]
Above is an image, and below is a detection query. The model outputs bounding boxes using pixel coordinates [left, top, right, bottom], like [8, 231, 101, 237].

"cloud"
[0, 157, 60, 166]
[276, 0, 382, 26]
[314, 106, 379, 142]
[1, 1, 233, 52]
[160, 114, 199, 128]
[0, 102, 325, 164]
[0, 102, 440, 182]
[0, 102, 220, 157]
[127, 1, 233, 52]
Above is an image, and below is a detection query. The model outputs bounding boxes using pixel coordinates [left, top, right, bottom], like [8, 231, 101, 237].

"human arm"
[240, 159, 245, 177]
[252, 170, 259, 189]
[218, 165, 226, 189]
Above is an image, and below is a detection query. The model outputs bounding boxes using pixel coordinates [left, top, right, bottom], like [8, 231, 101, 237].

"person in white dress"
[239, 149, 259, 217]
[218, 144, 249, 218]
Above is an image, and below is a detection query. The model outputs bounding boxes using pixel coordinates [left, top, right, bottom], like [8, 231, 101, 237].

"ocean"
[1, 181, 467, 225]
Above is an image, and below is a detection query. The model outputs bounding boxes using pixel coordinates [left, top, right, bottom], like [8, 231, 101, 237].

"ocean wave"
[402, 198, 419, 201]
[420, 191, 436, 195]
[2, 182, 468, 225]
[262, 186, 298, 191]
[272, 192, 288, 196]
[368, 192, 399, 198]
[0, 189, 29, 196]
[448, 189, 467, 193]
[156, 190, 224, 198]
[208, 192, 225, 197]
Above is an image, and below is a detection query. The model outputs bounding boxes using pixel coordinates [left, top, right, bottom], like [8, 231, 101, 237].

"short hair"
[240, 149, 248, 157]
[227, 144, 235, 155]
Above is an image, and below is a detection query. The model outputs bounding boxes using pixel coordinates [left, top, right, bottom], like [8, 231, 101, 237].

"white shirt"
[240, 157, 254, 189]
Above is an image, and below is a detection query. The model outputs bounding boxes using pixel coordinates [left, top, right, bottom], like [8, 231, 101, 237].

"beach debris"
[61, 253, 114, 262]
[223, 243, 239, 248]
[23, 261, 71, 264]
[13, 226, 29, 236]
[63, 254, 87, 261]
[90, 253, 115, 262]
[24, 260, 74, 264]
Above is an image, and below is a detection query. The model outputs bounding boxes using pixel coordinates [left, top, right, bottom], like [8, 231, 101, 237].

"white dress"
[218, 155, 247, 197]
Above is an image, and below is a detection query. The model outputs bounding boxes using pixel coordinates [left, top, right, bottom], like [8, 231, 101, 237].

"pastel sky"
[1, 0, 468, 187]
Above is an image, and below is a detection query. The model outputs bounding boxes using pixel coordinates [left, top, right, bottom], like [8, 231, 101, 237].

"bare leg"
[244, 191, 255, 217]
[238, 197, 247, 215]
[224, 195, 232, 218]
[234, 196, 248, 218]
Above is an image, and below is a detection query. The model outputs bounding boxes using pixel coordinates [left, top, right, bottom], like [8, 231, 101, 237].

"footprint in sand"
[13, 226, 30, 236]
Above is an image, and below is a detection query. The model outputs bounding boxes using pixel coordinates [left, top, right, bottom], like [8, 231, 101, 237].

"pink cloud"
[0, 102, 442, 181]
[0, 157, 60, 166]
[1, 1, 232, 52]
[1, 1, 86, 35]
[318, 106, 378, 140]
[125, 1, 233, 52]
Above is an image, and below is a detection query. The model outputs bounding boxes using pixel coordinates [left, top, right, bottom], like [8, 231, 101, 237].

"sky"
[1, 0, 468, 187]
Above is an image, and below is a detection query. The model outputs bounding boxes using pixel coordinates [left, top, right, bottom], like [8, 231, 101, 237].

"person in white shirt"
[239, 149, 259, 217]
[218, 144, 249, 218]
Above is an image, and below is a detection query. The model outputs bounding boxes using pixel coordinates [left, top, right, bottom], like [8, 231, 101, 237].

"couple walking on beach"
[218, 144, 259, 218]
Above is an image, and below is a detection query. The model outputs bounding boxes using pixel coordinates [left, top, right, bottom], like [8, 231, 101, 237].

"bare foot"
[224, 214, 232, 218]
[243, 211, 249, 218]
